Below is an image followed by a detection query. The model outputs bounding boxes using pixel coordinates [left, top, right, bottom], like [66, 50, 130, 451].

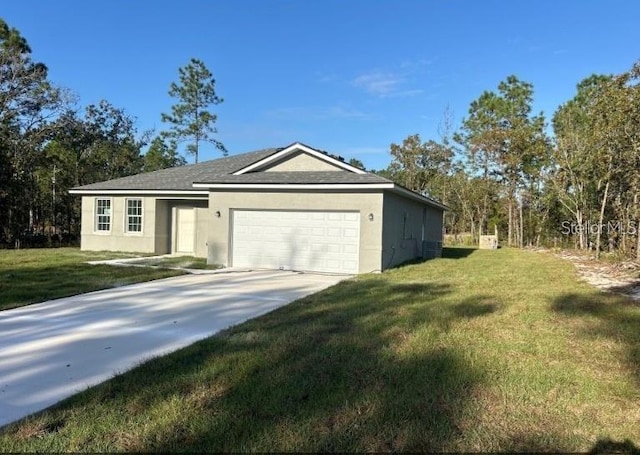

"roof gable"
[262, 151, 345, 172]
[233, 142, 366, 175]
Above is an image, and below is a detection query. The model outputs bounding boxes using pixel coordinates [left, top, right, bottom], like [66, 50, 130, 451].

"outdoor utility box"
[479, 235, 498, 250]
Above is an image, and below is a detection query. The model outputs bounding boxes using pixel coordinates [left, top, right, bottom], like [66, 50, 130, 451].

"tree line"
[2, 17, 639, 260]
[0, 19, 223, 247]
[379, 62, 640, 259]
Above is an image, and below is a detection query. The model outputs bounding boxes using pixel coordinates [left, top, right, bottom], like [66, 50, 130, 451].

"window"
[126, 199, 143, 233]
[95, 198, 111, 231]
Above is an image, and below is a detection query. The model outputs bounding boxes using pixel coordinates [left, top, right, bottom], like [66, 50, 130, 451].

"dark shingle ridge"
[194, 171, 389, 185]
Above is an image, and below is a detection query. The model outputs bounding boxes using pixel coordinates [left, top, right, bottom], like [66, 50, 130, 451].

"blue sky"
[3, 1, 640, 169]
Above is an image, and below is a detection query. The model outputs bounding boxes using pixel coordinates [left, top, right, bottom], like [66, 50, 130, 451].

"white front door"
[175, 207, 195, 254]
[231, 210, 360, 274]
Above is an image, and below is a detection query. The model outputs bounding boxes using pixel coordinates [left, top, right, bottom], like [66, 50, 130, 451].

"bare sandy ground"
[532, 248, 640, 302]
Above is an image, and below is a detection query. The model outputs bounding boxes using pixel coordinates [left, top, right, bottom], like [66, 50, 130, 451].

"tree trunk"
[595, 179, 610, 260]
[519, 200, 524, 248]
[636, 193, 640, 261]
[507, 199, 512, 247]
[636, 220, 640, 261]
[576, 209, 585, 250]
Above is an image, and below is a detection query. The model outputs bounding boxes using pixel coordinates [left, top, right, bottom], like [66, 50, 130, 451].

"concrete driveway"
[0, 270, 346, 428]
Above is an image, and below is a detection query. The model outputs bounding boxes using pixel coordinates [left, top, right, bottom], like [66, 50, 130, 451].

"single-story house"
[70, 142, 445, 274]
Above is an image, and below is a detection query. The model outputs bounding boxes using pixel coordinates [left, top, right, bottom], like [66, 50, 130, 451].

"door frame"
[172, 206, 196, 255]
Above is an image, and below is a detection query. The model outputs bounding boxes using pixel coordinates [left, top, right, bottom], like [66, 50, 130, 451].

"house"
[70, 142, 445, 274]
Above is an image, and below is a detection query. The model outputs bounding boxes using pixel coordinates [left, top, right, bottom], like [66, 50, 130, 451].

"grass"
[1, 247, 640, 452]
[0, 248, 185, 311]
[127, 255, 222, 270]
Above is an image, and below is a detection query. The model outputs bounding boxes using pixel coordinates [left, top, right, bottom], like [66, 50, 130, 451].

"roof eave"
[388, 185, 448, 211]
[191, 182, 393, 190]
[69, 189, 209, 196]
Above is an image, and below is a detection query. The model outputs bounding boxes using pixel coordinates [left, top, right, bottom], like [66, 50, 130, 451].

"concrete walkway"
[0, 270, 347, 428]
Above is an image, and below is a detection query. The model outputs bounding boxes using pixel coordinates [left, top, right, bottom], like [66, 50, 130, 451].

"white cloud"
[352, 70, 424, 98]
[352, 72, 404, 96]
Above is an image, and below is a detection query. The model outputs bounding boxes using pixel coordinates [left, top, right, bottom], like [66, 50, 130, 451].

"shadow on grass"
[442, 247, 477, 259]
[589, 438, 640, 454]
[607, 283, 640, 300]
[3, 276, 501, 452]
[386, 246, 477, 270]
[0, 264, 181, 311]
[551, 292, 640, 386]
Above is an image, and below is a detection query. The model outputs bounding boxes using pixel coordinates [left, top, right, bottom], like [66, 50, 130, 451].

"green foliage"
[0, 18, 66, 246]
[551, 66, 640, 258]
[455, 75, 550, 247]
[347, 157, 365, 170]
[32, 102, 146, 239]
[161, 58, 225, 163]
[143, 136, 186, 172]
[388, 133, 453, 199]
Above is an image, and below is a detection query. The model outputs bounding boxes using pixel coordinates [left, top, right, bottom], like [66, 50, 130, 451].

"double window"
[94, 198, 143, 233]
[126, 199, 143, 233]
[95, 198, 111, 231]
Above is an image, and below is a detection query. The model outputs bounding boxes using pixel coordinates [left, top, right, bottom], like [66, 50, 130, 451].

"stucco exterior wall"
[381, 192, 444, 269]
[80, 196, 158, 253]
[423, 204, 444, 258]
[207, 190, 384, 273]
[81, 196, 208, 255]
[263, 152, 344, 172]
[194, 206, 209, 258]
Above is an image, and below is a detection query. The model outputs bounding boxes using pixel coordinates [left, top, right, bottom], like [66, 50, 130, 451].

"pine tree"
[161, 58, 226, 163]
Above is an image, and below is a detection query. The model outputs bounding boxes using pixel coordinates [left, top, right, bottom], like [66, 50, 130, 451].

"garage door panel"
[232, 210, 360, 274]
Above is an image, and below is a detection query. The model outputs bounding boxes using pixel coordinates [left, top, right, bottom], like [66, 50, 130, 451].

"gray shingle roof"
[194, 171, 389, 185]
[72, 146, 392, 191]
[73, 148, 282, 191]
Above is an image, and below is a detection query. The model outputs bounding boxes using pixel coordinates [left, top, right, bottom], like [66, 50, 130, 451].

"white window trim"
[94, 197, 112, 233]
[124, 198, 143, 235]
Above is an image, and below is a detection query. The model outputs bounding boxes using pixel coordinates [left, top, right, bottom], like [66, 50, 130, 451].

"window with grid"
[95, 198, 111, 231]
[126, 199, 143, 233]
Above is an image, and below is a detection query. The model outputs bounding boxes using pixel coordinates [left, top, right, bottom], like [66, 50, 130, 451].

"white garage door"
[232, 210, 360, 274]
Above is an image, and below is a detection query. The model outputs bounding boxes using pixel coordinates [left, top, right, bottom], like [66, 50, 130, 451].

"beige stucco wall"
[381, 192, 444, 268]
[81, 195, 208, 256]
[194, 206, 209, 257]
[79, 189, 442, 271]
[80, 196, 158, 253]
[207, 190, 384, 273]
[263, 152, 344, 172]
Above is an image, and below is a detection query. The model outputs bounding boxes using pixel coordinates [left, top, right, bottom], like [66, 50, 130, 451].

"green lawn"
[0, 248, 184, 311]
[1, 248, 639, 452]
